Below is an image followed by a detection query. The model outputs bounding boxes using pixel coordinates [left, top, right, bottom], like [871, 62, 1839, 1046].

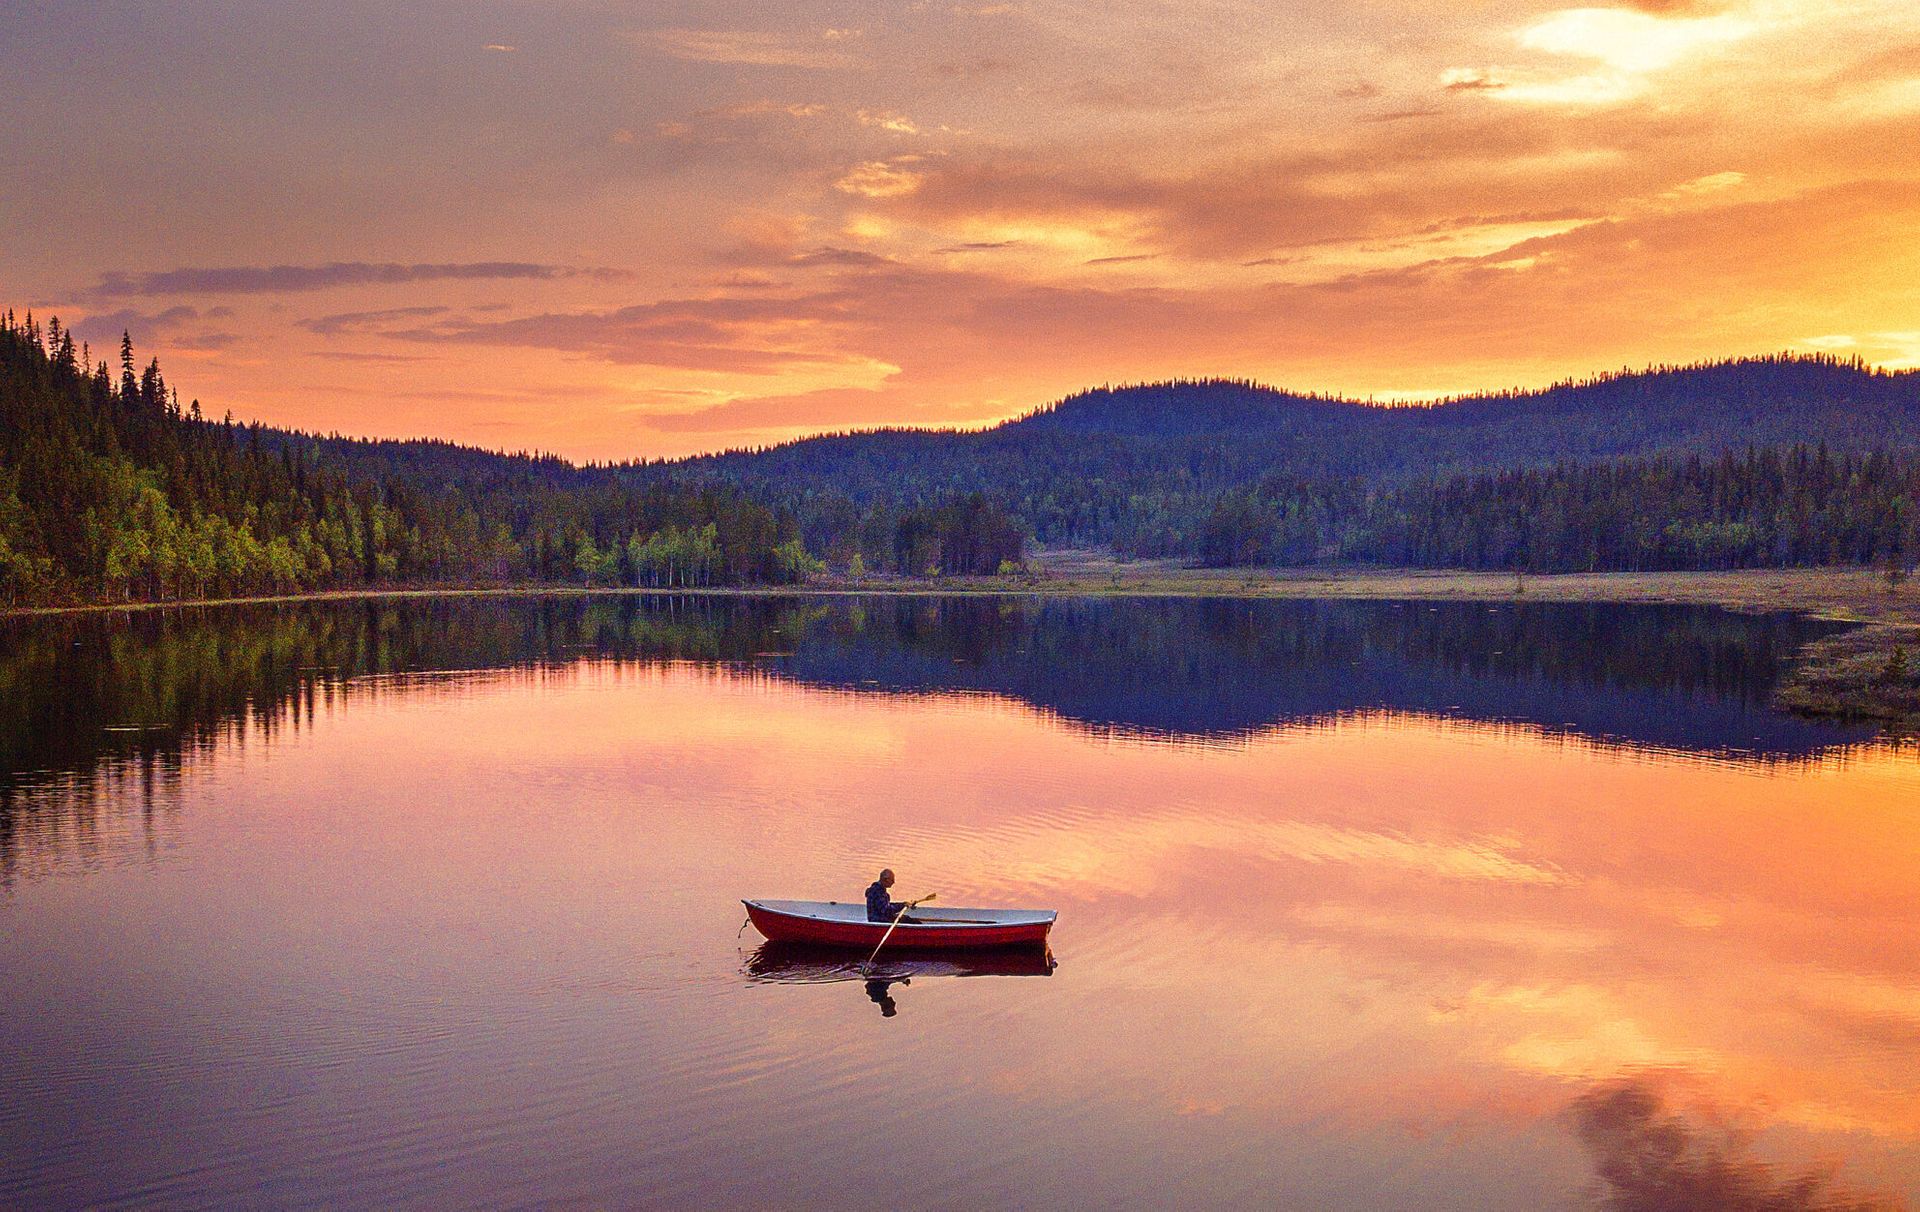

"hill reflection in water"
[0, 594, 1872, 791]
[0, 593, 1876, 886]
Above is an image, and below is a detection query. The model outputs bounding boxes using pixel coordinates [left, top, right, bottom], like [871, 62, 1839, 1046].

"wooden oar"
[862, 893, 936, 974]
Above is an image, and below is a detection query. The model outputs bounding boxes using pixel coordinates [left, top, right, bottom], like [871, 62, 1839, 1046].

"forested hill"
[670, 357, 1920, 513]
[0, 309, 1030, 606]
[1024, 359, 1920, 447]
[260, 356, 1920, 514]
[4, 302, 1918, 605]
[656, 356, 1920, 565]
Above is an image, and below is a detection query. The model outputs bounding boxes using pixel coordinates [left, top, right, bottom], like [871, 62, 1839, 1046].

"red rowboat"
[742, 898, 1056, 950]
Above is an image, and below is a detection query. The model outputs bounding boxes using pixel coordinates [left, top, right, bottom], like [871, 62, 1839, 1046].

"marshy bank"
[1775, 623, 1920, 727]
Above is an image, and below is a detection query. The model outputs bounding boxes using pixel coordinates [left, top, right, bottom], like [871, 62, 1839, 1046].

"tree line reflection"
[0, 593, 1878, 881]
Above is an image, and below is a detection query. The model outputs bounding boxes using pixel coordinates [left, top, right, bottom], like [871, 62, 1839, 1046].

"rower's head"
[879, 868, 895, 888]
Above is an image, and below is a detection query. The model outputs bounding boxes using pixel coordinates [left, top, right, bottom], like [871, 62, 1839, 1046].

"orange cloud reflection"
[254, 665, 1920, 1186]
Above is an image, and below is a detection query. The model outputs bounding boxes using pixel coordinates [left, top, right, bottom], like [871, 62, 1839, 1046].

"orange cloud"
[834, 159, 927, 198]
[645, 27, 857, 68]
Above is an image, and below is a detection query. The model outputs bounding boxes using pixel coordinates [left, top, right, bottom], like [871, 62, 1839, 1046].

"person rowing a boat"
[865, 869, 924, 924]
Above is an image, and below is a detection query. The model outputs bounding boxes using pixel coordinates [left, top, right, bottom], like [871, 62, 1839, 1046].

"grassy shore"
[980, 551, 1920, 626]
[10, 554, 1918, 726]
[10, 559, 1920, 621]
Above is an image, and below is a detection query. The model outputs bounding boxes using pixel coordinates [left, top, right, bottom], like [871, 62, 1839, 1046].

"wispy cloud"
[786, 247, 895, 267]
[300, 305, 452, 336]
[697, 99, 827, 120]
[856, 108, 921, 134]
[1674, 170, 1751, 193]
[69, 304, 233, 349]
[1442, 68, 1507, 93]
[645, 28, 857, 69]
[366, 295, 875, 375]
[308, 350, 434, 363]
[91, 262, 627, 298]
[835, 159, 926, 198]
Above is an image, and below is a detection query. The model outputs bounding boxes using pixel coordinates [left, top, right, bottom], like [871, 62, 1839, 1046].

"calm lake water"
[3, 595, 1918, 1210]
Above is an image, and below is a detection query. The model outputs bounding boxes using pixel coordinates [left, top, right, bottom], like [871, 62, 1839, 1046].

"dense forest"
[4, 305, 1918, 606]
[0, 313, 1021, 605]
[664, 361, 1920, 564]
[1191, 449, 1920, 572]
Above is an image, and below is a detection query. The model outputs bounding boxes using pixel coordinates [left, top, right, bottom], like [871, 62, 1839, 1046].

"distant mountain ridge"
[278, 354, 1920, 566]
[689, 356, 1920, 480]
[650, 356, 1920, 552]
[1021, 358, 1920, 443]
[233, 356, 1920, 499]
[246, 356, 1920, 490]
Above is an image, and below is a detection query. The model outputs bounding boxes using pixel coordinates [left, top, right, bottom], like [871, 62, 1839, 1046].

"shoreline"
[8, 564, 1920, 621]
[11, 563, 1917, 726]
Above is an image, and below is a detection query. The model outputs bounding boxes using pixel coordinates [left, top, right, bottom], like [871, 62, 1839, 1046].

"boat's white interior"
[747, 899, 1056, 927]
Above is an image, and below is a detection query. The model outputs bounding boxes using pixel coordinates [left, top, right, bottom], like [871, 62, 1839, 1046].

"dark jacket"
[866, 880, 908, 923]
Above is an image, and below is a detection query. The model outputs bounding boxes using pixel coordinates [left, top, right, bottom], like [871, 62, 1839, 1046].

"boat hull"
[743, 899, 1055, 950]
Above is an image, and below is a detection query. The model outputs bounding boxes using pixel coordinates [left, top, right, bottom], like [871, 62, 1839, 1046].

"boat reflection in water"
[744, 941, 1057, 1017]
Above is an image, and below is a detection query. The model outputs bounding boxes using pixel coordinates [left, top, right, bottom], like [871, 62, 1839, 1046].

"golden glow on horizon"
[6, 0, 1919, 458]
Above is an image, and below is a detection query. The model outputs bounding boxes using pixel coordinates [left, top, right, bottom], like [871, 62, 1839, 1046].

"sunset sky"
[5, 0, 1919, 460]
